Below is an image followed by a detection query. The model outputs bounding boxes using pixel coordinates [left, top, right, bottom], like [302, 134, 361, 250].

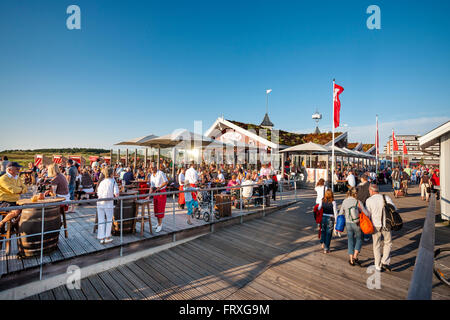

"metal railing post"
[262, 184, 265, 214]
[210, 189, 214, 223]
[240, 186, 243, 214]
[120, 199, 123, 257]
[294, 178, 297, 201]
[172, 194, 176, 229]
[280, 180, 283, 202]
[39, 206, 45, 280]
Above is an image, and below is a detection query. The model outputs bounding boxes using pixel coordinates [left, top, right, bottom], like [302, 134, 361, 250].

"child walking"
[184, 180, 198, 225]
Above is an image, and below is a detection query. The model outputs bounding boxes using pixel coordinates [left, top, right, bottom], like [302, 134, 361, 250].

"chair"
[0, 211, 18, 255]
[135, 199, 152, 236]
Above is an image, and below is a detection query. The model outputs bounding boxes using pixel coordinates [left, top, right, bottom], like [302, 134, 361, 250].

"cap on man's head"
[6, 162, 22, 169]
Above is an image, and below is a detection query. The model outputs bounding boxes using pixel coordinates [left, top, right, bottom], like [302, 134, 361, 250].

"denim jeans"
[68, 184, 75, 201]
[320, 215, 334, 251]
[346, 222, 362, 255]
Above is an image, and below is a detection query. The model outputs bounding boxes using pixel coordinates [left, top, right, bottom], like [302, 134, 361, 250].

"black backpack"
[382, 195, 403, 231]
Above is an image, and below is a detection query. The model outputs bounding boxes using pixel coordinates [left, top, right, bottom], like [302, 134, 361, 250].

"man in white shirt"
[217, 170, 225, 184]
[150, 166, 168, 232]
[346, 170, 356, 188]
[185, 162, 199, 185]
[241, 176, 254, 200]
[185, 162, 199, 201]
[365, 184, 397, 272]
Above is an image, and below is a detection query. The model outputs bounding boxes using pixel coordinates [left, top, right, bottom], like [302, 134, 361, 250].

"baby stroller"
[194, 189, 220, 222]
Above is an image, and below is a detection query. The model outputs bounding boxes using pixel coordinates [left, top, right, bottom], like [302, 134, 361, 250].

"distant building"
[381, 134, 440, 165]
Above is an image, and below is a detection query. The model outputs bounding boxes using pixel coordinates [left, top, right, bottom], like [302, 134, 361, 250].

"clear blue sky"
[1, 0, 449, 150]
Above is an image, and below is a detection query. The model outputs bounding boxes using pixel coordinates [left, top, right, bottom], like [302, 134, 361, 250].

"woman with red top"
[430, 169, 440, 200]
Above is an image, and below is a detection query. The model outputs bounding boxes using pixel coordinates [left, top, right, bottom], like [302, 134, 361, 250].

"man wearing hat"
[0, 162, 28, 230]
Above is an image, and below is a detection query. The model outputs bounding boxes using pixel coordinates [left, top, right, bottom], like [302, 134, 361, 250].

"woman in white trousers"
[96, 167, 119, 244]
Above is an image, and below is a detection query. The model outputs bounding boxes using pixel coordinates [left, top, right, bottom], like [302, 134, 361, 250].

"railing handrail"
[0, 179, 300, 212]
[407, 194, 436, 300]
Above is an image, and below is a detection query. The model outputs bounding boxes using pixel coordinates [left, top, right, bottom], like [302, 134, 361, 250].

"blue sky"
[0, 0, 449, 150]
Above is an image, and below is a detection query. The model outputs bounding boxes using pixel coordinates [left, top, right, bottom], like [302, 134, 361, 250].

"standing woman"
[338, 187, 369, 266]
[150, 166, 168, 233]
[96, 167, 119, 244]
[318, 189, 338, 253]
[419, 171, 431, 202]
[314, 179, 327, 205]
[178, 167, 186, 209]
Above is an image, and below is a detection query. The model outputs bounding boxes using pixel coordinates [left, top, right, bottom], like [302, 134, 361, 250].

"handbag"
[313, 204, 323, 224]
[359, 211, 374, 234]
[335, 215, 345, 232]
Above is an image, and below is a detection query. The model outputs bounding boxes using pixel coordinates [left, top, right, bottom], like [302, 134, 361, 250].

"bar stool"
[135, 199, 152, 236]
[59, 206, 68, 238]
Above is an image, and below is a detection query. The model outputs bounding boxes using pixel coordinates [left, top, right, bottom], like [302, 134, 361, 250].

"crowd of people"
[1, 156, 301, 245]
[315, 162, 440, 272]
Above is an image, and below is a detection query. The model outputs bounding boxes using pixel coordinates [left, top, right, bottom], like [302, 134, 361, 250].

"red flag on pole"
[333, 83, 344, 128]
[403, 140, 407, 154]
[392, 130, 399, 151]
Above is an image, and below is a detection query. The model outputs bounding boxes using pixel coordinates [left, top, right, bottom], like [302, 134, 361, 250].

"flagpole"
[331, 79, 335, 192]
[376, 114, 378, 175]
[391, 129, 394, 167]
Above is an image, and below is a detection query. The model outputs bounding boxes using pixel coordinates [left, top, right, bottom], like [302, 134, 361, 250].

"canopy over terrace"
[137, 129, 239, 178]
[280, 142, 350, 180]
[114, 134, 159, 167]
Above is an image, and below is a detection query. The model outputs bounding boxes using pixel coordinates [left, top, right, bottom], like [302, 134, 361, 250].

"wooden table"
[17, 197, 65, 206]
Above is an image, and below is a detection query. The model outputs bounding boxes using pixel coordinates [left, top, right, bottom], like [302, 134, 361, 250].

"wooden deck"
[29, 185, 450, 300]
[0, 187, 302, 287]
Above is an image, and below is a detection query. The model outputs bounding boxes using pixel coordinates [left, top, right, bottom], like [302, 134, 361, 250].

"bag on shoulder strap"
[335, 214, 345, 232]
[359, 211, 374, 234]
[382, 195, 403, 231]
[313, 204, 323, 224]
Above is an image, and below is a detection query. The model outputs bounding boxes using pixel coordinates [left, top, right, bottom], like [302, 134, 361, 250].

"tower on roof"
[260, 113, 274, 129]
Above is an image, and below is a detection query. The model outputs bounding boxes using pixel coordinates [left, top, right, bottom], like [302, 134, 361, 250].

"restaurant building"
[381, 134, 440, 165]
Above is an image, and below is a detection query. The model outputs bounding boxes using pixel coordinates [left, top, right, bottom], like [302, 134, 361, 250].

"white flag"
[266, 89, 272, 94]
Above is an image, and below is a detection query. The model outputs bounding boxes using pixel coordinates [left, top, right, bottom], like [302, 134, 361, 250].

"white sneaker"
[104, 237, 113, 244]
[155, 225, 162, 233]
[99, 239, 105, 244]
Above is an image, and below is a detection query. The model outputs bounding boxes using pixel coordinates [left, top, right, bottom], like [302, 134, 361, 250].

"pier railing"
[0, 178, 303, 282]
[407, 186, 438, 300]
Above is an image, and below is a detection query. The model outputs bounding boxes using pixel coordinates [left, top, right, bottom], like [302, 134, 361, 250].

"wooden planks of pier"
[31, 185, 450, 300]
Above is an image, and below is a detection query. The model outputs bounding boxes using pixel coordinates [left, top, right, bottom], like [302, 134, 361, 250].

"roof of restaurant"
[362, 143, 375, 152]
[227, 119, 343, 147]
[347, 142, 359, 150]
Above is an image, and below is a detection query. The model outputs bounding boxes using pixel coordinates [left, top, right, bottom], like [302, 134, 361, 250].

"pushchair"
[194, 189, 220, 222]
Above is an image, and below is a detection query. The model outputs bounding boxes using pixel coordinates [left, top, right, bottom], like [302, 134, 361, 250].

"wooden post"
[110, 149, 113, 164]
[157, 147, 160, 170]
[118, 149, 121, 165]
[144, 148, 148, 168]
[126, 149, 129, 167]
[134, 148, 137, 171]
[172, 147, 176, 181]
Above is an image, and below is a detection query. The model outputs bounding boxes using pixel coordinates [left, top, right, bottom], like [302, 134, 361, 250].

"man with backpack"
[365, 184, 398, 272]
